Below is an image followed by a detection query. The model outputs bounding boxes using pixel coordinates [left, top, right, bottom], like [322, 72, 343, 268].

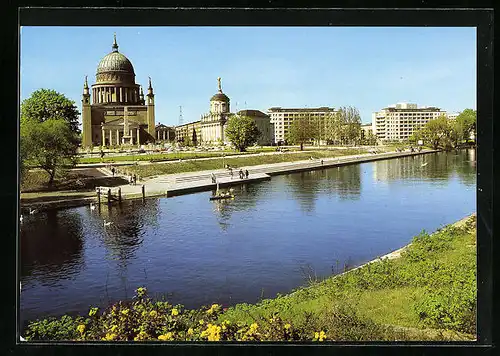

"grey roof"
[237, 109, 270, 118]
[97, 52, 135, 74]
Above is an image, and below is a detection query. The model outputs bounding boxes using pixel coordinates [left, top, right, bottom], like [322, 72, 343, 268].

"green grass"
[127, 148, 369, 178]
[77, 151, 253, 164]
[220, 215, 477, 339]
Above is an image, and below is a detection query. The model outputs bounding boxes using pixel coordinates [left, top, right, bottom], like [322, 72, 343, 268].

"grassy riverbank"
[23, 214, 476, 342]
[126, 148, 369, 178]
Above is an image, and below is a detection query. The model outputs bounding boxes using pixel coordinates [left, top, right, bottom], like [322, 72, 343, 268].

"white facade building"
[372, 103, 446, 142]
[267, 107, 337, 144]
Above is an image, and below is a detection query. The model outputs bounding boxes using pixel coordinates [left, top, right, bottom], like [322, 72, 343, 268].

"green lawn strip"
[77, 151, 254, 164]
[127, 148, 368, 178]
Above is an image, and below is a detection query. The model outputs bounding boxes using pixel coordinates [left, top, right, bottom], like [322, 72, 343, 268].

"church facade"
[199, 77, 232, 145]
[81, 35, 156, 148]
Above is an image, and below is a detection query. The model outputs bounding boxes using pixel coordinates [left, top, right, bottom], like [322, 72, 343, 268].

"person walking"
[133, 174, 137, 185]
[245, 169, 249, 179]
[229, 167, 233, 179]
[129, 175, 133, 185]
[239, 169, 244, 179]
[111, 167, 115, 176]
[321, 159, 324, 166]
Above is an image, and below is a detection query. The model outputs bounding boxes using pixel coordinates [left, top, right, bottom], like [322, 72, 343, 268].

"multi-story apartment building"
[267, 107, 337, 144]
[445, 112, 460, 120]
[372, 103, 446, 142]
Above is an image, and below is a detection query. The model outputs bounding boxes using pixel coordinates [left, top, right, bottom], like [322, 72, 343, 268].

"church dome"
[94, 35, 136, 84]
[97, 52, 135, 74]
[210, 92, 230, 102]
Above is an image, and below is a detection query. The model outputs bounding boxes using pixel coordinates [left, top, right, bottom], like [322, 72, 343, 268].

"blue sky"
[20, 26, 476, 125]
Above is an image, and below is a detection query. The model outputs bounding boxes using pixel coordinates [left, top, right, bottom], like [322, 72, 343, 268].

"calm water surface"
[20, 150, 476, 326]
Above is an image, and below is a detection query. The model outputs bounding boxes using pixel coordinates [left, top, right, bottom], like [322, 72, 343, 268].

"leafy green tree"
[454, 109, 476, 143]
[21, 89, 81, 134]
[415, 115, 456, 150]
[224, 115, 261, 152]
[324, 112, 344, 145]
[20, 119, 79, 187]
[286, 114, 317, 151]
[337, 106, 362, 146]
[362, 130, 378, 146]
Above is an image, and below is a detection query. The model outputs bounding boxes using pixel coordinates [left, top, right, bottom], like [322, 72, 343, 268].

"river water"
[19, 150, 476, 326]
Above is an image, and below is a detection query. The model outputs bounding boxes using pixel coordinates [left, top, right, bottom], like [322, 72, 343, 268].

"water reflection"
[211, 183, 268, 228]
[96, 200, 161, 266]
[284, 165, 362, 212]
[373, 149, 476, 184]
[20, 209, 84, 286]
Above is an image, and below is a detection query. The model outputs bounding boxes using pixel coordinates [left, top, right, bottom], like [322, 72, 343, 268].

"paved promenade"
[22, 149, 436, 208]
[116, 149, 435, 200]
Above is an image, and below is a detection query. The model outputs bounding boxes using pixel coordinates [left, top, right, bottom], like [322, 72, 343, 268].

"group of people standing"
[225, 165, 249, 180]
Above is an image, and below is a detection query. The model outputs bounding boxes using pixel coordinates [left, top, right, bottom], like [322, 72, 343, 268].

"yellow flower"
[201, 323, 221, 341]
[314, 330, 327, 342]
[110, 325, 118, 332]
[158, 332, 174, 341]
[149, 310, 158, 318]
[76, 324, 85, 334]
[284, 323, 291, 330]
[199, 319, 204, 325]
[88, 307, 98, 317]
[207, 303, 220, 315]
[249, 323, 258, 331]
[134, 331, 149, 341]
[102, 333, 117, 341]
[121, 309, 129, 316]
[171, 308, 179, 316]
[187, 328, 194, 335]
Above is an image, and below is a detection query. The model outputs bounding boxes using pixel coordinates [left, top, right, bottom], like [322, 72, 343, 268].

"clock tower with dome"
[81, 34, 156, 148]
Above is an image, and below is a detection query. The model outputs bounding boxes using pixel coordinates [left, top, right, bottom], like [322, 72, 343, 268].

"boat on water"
[210, 183, 235, 200]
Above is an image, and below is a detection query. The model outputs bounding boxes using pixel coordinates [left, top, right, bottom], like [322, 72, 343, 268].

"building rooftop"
[237, 109, 270, 118]
[268, 107, 335, 112]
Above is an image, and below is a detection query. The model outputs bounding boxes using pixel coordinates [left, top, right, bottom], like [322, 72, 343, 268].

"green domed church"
[81, 34, 156, 148]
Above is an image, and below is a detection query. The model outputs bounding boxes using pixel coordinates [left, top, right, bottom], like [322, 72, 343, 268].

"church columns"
[101, 126, 105, 146]
[109, 129, 113, 145]
[163, 130, 166, 140]
[116, 129, 120, 145]
[137, 128, 140, 145]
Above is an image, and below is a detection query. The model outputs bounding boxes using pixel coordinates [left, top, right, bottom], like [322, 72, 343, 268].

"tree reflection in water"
[284, 165, 362, 213]
[372, 149, 476, 186]
[95, 200, 161, 268]
[20, 209, 84, 286]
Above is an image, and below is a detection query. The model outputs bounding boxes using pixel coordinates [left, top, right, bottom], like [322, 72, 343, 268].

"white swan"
[421, 162, 428, 167]
[29, 208, 38, 215]
[90, 203, 96, 210]
[103, 220, 113, 227]
[19, 215, 23, 223]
